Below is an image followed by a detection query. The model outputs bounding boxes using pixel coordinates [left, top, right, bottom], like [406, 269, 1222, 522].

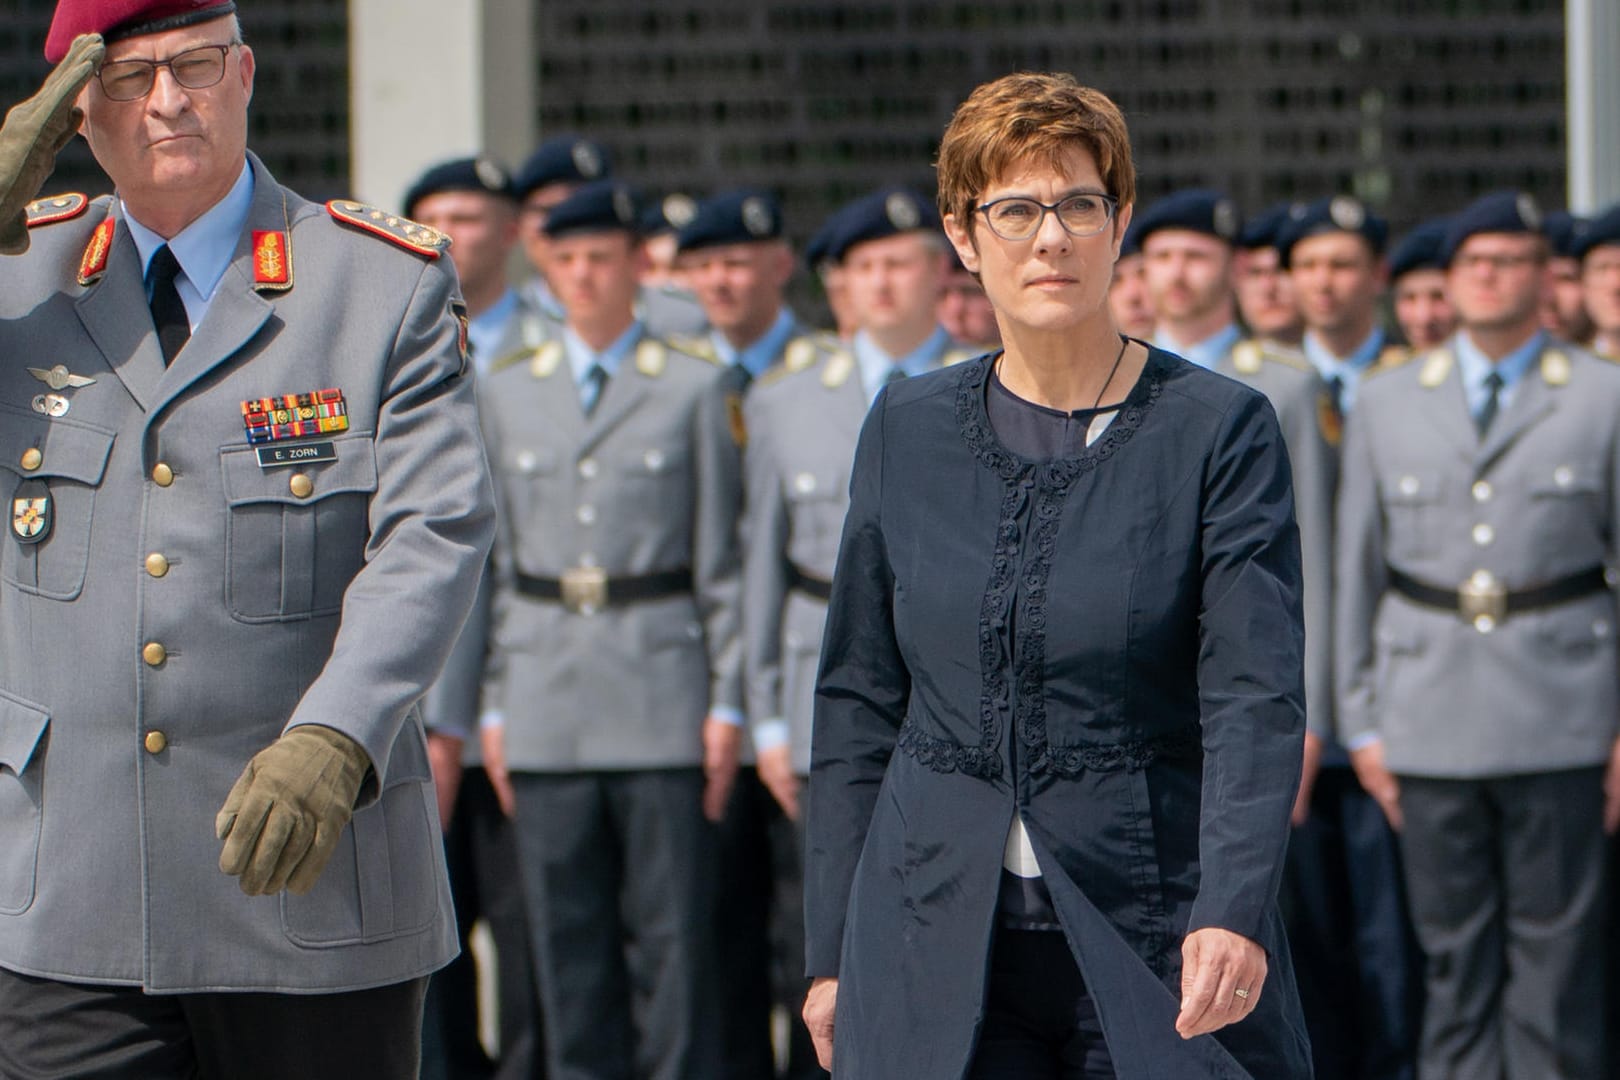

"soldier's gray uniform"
[1336, 336, 1620, 1078]
[0, 154, 493, 993]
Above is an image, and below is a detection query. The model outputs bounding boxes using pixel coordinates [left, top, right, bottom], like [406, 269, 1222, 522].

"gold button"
[142, 642, 167, 667]
[144, 730, 168, 754]
[20, 448, 42, 471]
[145, 553, 170, 578]
[152, 463, 174, 487]
[289, 473, 314, 499]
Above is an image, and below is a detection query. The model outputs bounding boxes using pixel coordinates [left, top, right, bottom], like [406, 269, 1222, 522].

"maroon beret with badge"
[46, 0, 237, 63]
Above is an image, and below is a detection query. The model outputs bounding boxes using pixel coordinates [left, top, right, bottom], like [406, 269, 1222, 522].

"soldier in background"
[404, 155, 547, 1080]
[1575, 205, 1620, 359]
[937, 248, 1000, 348]
[641, 191, 700, 291]
[1338, 192, 1620, 1080]
[512, 135, 614, 322]
[478, 181, 742, 1080]
[804, 205, 859, 340]
[1235, 200, 1305, 347]
[1274, 195, 1421, 1080]
[674, 188, 814, 1078]
[1388, 218, 1455, 351]
[1542, 209, 1596, 347]
[1106, 216, 1154, 340]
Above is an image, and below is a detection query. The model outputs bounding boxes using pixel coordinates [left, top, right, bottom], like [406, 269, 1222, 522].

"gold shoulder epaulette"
[1374, 344, 1412, 371]
[635, 338, 667, 377]
[25, 193, 89, 228]
[1417, 349, 1453, 388]
[755, 336, 826, 388]
[326, 200, 448, 258]
[1231, 339, 1264, 375]
[1254, 341, 1314, 374]
[821, 348, 855, 389]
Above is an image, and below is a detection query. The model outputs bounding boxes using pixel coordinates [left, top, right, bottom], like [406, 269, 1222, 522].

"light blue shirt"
[1454, 328, 1545, 422]
[124, 159, 255, 332]
[563, 320, 642, 412]
[854, 325, 953, 405]
[1152, 322, 1241, 371]
[712, 307, 798, 381]
[523, 275, 565, 321]
[466, 289, 520, 376]
[1303, 326, 1385, 415]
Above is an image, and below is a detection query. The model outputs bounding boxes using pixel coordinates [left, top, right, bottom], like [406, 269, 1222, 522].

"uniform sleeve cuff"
[708, 705, 744, 727]
[752, 719, 789, 752]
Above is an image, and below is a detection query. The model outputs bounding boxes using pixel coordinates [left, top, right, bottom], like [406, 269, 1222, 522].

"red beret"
[46, 0, 237, 63]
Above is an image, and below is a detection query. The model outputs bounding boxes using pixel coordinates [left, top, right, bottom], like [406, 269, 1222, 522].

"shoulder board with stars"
[326, 200, 449, 258]
[25, 193, 89, 228]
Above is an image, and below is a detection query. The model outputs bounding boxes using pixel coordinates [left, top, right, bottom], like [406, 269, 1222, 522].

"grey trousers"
[1399, 769, 1609, 1080]
[511, 768, 720, 1080]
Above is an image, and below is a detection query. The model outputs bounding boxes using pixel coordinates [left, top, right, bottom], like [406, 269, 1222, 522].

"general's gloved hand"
[216, 725, 371, 896]
[0, 33, 103, 255]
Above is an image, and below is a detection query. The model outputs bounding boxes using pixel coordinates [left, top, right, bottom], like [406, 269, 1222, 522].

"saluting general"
[0, 2, 494, 1078]
[803, 71, 1310, 1079]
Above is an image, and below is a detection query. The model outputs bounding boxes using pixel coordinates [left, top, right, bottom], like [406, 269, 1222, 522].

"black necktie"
[1326, 375, 1345, 421]
[885, 365, 907, 385]
[147, 245, 190, 365]
[1476, 371, 1504, 436]
[581, 363, 608, 416]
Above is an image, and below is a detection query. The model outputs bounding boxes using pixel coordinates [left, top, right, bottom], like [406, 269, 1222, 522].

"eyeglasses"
[976, 193, 1119, 241]
[96, 44, 237, 102]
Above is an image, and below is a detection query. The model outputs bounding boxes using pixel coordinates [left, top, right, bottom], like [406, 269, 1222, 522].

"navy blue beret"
[402, 156, 515, 218]
[1119, 213, 1145, 258]
[1132, 189, 1241, 247]
[1236, 201, 1300, 251]
[514, 137, 614, 200]
[822, 188, 941, 263]
[676, 189, 785, 253]
[805, 204, 852, 272]
[1276, 196, 1388, 269]
[640, 192, 701, 237]
[541, 180, 642, 240]
[1541, 210, 1585, 259]
[1572, 203, 1620, 261]
[1387, 218, 1451, 280]
[1440, 191, 1543, 266]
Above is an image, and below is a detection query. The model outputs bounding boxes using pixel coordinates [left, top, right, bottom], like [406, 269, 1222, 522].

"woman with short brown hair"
[802, 72, 1312, 1078]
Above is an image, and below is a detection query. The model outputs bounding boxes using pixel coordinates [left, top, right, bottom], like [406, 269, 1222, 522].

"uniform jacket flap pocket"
[0, 690, 49, 775]
[1530, 463, 1599, 496]
[0, 407, 115, 486]
[1381, 469, 1442, 504]
[221, 437, 379, 506]
[378, 720, 432, 788]
[506, 446, 559, 474]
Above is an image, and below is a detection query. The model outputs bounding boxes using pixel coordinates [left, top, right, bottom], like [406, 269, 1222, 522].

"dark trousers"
[713, 768, 825, 1080]
[0, 967, 426, 1080]
[1399, 769, 1609, 1080]
[1282, 765, 1420, 1080]
[965, 927, 1115, 1079]
[422, 765, 545, 1080]
[511, 768, 720, 1080]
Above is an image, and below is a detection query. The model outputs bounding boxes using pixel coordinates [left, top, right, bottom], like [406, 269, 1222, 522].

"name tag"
[256, 441, 336, 469]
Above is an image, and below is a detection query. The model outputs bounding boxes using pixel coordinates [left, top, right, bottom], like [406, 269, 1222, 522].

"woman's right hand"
[804, 976, 838, 1070]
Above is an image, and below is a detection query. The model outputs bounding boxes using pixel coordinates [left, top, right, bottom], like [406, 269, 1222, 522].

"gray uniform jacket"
[741, 337, 979, 775]
[1218, 341, 1338, 741]
[0, 154, 494, 992]
[479, 330, 743, 771]
[1336, 338, 1620, 777]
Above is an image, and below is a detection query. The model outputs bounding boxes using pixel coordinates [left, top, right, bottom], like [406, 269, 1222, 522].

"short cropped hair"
[936, 72, 1136, 236]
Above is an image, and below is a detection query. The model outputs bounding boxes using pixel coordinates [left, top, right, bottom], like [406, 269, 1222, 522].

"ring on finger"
[1233, 987, 1251, 1000]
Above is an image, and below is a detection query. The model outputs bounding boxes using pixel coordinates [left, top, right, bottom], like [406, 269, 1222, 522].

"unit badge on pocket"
[11, 483, 51, 544]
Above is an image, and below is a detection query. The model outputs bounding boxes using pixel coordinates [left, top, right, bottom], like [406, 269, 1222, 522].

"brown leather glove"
[0, 33, 103, 255]
[216, 725, 371, 896]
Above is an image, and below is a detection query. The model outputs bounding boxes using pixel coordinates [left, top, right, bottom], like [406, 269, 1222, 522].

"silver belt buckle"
[1458, 570, 1507, 633]
[561, 566, 608, 614]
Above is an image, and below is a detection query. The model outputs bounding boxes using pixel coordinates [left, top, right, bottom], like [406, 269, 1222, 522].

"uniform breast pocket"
[621, 443, 691, 518]
[1527, 462, 1602, 539]
[1379, 469, 1445, 561]
[501, 445, 560, 525]
[0, 408, 115, 601]
[784, 468, 845, 550]
[220, 438, 378, 622]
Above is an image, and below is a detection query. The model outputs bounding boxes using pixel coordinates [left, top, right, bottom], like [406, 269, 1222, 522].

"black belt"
[1387, 565, 1609, 629]
[784, 561, 832, 602]
[515, 567, 692, 612]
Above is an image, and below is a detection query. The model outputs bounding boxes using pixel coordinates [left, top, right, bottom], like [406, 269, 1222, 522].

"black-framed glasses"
[976, 193, 1119, 241]
[96, 44, 237, 102]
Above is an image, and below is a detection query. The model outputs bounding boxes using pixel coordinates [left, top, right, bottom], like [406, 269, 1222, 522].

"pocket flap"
[220, 436, 379, 507]
[1381, 469, 1443, 504]
[0, 405, 115, 486]
[0, 690, 49, 775]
